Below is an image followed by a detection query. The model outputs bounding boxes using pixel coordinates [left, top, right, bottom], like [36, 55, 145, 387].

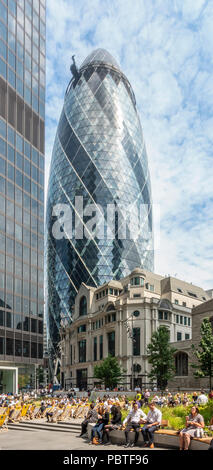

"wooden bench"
[86, 422, 212, 449]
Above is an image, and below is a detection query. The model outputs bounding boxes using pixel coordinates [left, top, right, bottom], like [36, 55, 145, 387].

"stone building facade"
[60, 268, 210, 390]
[168, 298, 213, 390]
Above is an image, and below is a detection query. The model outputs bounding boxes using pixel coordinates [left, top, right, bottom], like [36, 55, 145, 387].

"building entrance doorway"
[0, 367, 18, 394]
[76, 369, 87, 390]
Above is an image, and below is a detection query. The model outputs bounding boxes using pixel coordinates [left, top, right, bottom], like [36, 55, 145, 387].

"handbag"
[194, 428, 204, 438]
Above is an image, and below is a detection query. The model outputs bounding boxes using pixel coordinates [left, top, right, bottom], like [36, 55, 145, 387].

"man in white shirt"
[141, 402, 162, 448]
[197, 391, 208, 405]
[123, 403, 147, 448]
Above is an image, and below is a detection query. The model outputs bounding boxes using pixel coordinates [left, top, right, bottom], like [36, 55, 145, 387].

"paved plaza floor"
[0, 429, 169, 450]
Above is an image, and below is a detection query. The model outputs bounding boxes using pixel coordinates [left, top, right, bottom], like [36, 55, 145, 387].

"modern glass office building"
[46, 49, 153, 357]
[0, 0, 45, 392]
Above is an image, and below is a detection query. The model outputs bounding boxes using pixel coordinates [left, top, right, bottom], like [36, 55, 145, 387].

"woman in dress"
[179, 406, 204, 450]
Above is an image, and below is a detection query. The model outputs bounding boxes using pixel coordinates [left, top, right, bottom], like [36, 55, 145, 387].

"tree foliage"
[191, 318, 213, 390]
[93, 356, 125, 389]
[147, 326, 176, 389]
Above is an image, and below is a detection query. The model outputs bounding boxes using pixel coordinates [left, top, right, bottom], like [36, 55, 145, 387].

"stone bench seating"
[87, 423, 212, 450]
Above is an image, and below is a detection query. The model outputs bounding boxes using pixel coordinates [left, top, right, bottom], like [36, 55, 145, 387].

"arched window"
[175, 352, 188, 376]
[79, 296, 87, 316]
[106, 304, 115, 312]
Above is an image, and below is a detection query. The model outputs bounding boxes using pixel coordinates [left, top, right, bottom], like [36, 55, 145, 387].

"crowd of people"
[1, 388, 213, 450]
[77, 389, 213, 450]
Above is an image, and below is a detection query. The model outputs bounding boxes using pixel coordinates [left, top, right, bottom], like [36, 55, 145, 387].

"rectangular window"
[6, 312, 13, 328]
[108, 331, 115, 357]
[176, 315, 179, 324]
[185, 334, 190, 340]
[175, 299, 179, 305]
[38, 321, 43, 334]
[23, 315, 29, 331]
[0, 337, 4, 355]
[38, 344, 43, 359]
[0, 310, 5, 326]
[188, 318, 191, 327]
[100, 335, 103, 360]
[78, 340, 86, 363]
[180, 316, 183, 325]
[23, 341, 30, 357]
[158, 311, 163, 320]
[78, 324, 86, 333]
[94, 337, 97, 361]
[184, 317, 187, 326]
[31, 342, 37, 358]
[14, 314, 22, 329]
[31, 318, 37, 333]
[177, 332, 182, 341]
[6, 338, 14, 355]
[15, 339, 22, 356]
[133, 328, 140, 356]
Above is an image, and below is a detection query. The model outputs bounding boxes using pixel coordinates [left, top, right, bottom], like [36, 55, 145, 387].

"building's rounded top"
[80, 48, 121, 71]
[131, 267, 146, 276]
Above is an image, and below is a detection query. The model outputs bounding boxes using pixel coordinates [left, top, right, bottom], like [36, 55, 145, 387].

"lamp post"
[124, 310, 140, 391]
[58, 313, 72, 388]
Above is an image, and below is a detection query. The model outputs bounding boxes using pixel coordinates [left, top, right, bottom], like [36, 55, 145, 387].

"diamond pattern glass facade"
[46, 49, 153, 353]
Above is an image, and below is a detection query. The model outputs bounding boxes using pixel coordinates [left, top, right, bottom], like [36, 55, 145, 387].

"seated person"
[90, 406, 109, 444]
[102, 405, 122, 445]
[167, 393, 175, 407]
[192, 392, 198, 404]
[123, 402, 147, 448]
[39, 400, 47, 415]
[197, 390, 208, 405]
[46, 401, 57, 422]
[141, 401, 162, 449]
[174, 393, 181, 406]
[182, 393, 189, 406]
[158, 394, 166, 407]
[179, 406, 204, 450]
[79, 403, 98, 437]
[144, 390, 150, 405]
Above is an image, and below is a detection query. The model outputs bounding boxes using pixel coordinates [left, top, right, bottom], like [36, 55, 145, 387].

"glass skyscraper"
[0, 0, 45, 392]
[46, 49, 153, 356]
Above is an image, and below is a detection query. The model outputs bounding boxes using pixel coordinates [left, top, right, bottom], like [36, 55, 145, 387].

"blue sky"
[45, 0, 213, 290]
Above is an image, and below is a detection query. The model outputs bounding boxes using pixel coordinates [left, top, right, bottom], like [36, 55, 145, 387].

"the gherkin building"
[46, 49, 154, 355]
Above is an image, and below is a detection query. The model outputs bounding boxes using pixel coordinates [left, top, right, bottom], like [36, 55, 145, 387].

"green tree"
[147, 326, 177, 389]
[93, 356, 125, 389]
[18, 373, 30, 390]
[191, 318, 213, 390]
